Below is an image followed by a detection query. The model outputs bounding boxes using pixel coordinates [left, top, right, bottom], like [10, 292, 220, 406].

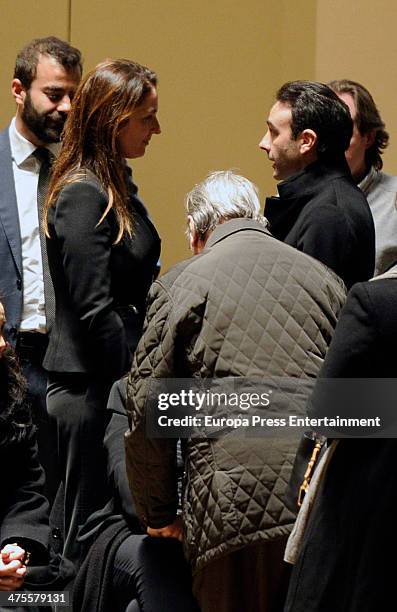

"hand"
[147, 517, 183, 542]
[0, 545, 26, 591]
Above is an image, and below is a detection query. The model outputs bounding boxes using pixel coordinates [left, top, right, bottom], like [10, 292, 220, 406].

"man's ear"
[187, 216, 199, 253]
[11, 79, 27, 107]
[364, 129, 376, 150]
[299, 129, 317, 155]
[187, 215, 206, 255]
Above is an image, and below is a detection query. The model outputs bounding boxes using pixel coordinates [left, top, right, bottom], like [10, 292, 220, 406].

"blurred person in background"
[329, 79, 397, 275]
[0, 299, 48, 592]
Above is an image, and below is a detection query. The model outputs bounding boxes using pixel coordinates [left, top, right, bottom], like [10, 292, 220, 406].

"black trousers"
[112, 535, 200, 612]
[47, 373, 112, 567]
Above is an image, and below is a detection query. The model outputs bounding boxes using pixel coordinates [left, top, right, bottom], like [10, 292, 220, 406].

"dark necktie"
[33, 147, 56, 332]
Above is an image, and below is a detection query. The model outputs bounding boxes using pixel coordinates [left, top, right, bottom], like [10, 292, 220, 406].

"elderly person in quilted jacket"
[125, 170, 346, 612]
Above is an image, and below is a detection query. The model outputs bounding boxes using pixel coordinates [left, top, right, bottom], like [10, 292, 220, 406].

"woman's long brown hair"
[44, 59, 157, 242]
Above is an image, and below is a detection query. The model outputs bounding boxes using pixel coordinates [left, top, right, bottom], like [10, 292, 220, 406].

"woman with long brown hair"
[43, 59, 161, 566]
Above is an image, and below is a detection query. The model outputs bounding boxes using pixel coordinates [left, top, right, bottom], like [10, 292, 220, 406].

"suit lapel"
[0, 128, 22, 277]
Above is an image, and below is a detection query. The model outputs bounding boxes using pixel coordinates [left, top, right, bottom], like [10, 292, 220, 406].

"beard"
[21, 91, 66, 143]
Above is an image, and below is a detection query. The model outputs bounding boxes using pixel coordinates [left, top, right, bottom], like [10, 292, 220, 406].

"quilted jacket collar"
[205, 218, 272, 249]
[265, 157, 351, 241]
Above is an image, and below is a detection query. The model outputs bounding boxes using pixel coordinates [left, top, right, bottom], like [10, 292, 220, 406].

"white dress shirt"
[9, 118, 58, 332]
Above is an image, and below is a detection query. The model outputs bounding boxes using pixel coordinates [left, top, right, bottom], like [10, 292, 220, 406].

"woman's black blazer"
[43, 169, 161, 382]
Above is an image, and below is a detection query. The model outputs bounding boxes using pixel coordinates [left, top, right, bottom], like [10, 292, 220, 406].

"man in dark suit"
[0, 37, 82, 504]
[259, 80, 375, 288]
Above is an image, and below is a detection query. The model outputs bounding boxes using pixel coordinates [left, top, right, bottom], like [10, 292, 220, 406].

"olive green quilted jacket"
[125, 218, 346, 572]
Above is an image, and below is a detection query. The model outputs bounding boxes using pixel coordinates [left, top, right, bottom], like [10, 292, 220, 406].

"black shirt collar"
[277, 157, 351, 200]
[265, 157, 351, 240]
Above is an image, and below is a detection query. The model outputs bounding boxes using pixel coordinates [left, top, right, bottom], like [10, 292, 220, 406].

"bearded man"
[0, 37, 82, 506]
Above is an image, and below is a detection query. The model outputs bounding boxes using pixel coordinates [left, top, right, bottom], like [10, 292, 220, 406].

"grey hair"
[186, 170, 267, 242]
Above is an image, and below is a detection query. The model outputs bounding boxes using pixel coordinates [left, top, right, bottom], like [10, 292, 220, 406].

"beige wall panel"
[316, 0, 397, 175]
[0, 0, 69, 128]
[71, 0, 316, 269]
[277, 0, 317, 84]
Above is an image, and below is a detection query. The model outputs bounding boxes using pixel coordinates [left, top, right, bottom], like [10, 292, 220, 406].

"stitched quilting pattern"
[126, 228, 346, 569]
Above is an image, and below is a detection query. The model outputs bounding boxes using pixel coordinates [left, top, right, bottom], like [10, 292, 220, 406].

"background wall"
[1, 0, 392, 270]
[0, 0, 69, 120]
[315, 0, 397, 174]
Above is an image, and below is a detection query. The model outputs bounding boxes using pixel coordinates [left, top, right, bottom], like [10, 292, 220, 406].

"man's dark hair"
[14, 36, 82, 88]
[328, 79, 389, 171]
[277, 80, 353, 161]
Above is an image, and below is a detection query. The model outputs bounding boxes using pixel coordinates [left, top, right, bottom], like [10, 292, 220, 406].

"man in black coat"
[285, 265, 397, 612]
[260, 80, 375, 288]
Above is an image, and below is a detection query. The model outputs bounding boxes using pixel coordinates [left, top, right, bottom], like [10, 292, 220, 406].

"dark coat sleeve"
[312, 282, 376, 380]
[53, 179, 131, 379]
[0, 427, 50, 565]
[308, 282, 380, 426]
